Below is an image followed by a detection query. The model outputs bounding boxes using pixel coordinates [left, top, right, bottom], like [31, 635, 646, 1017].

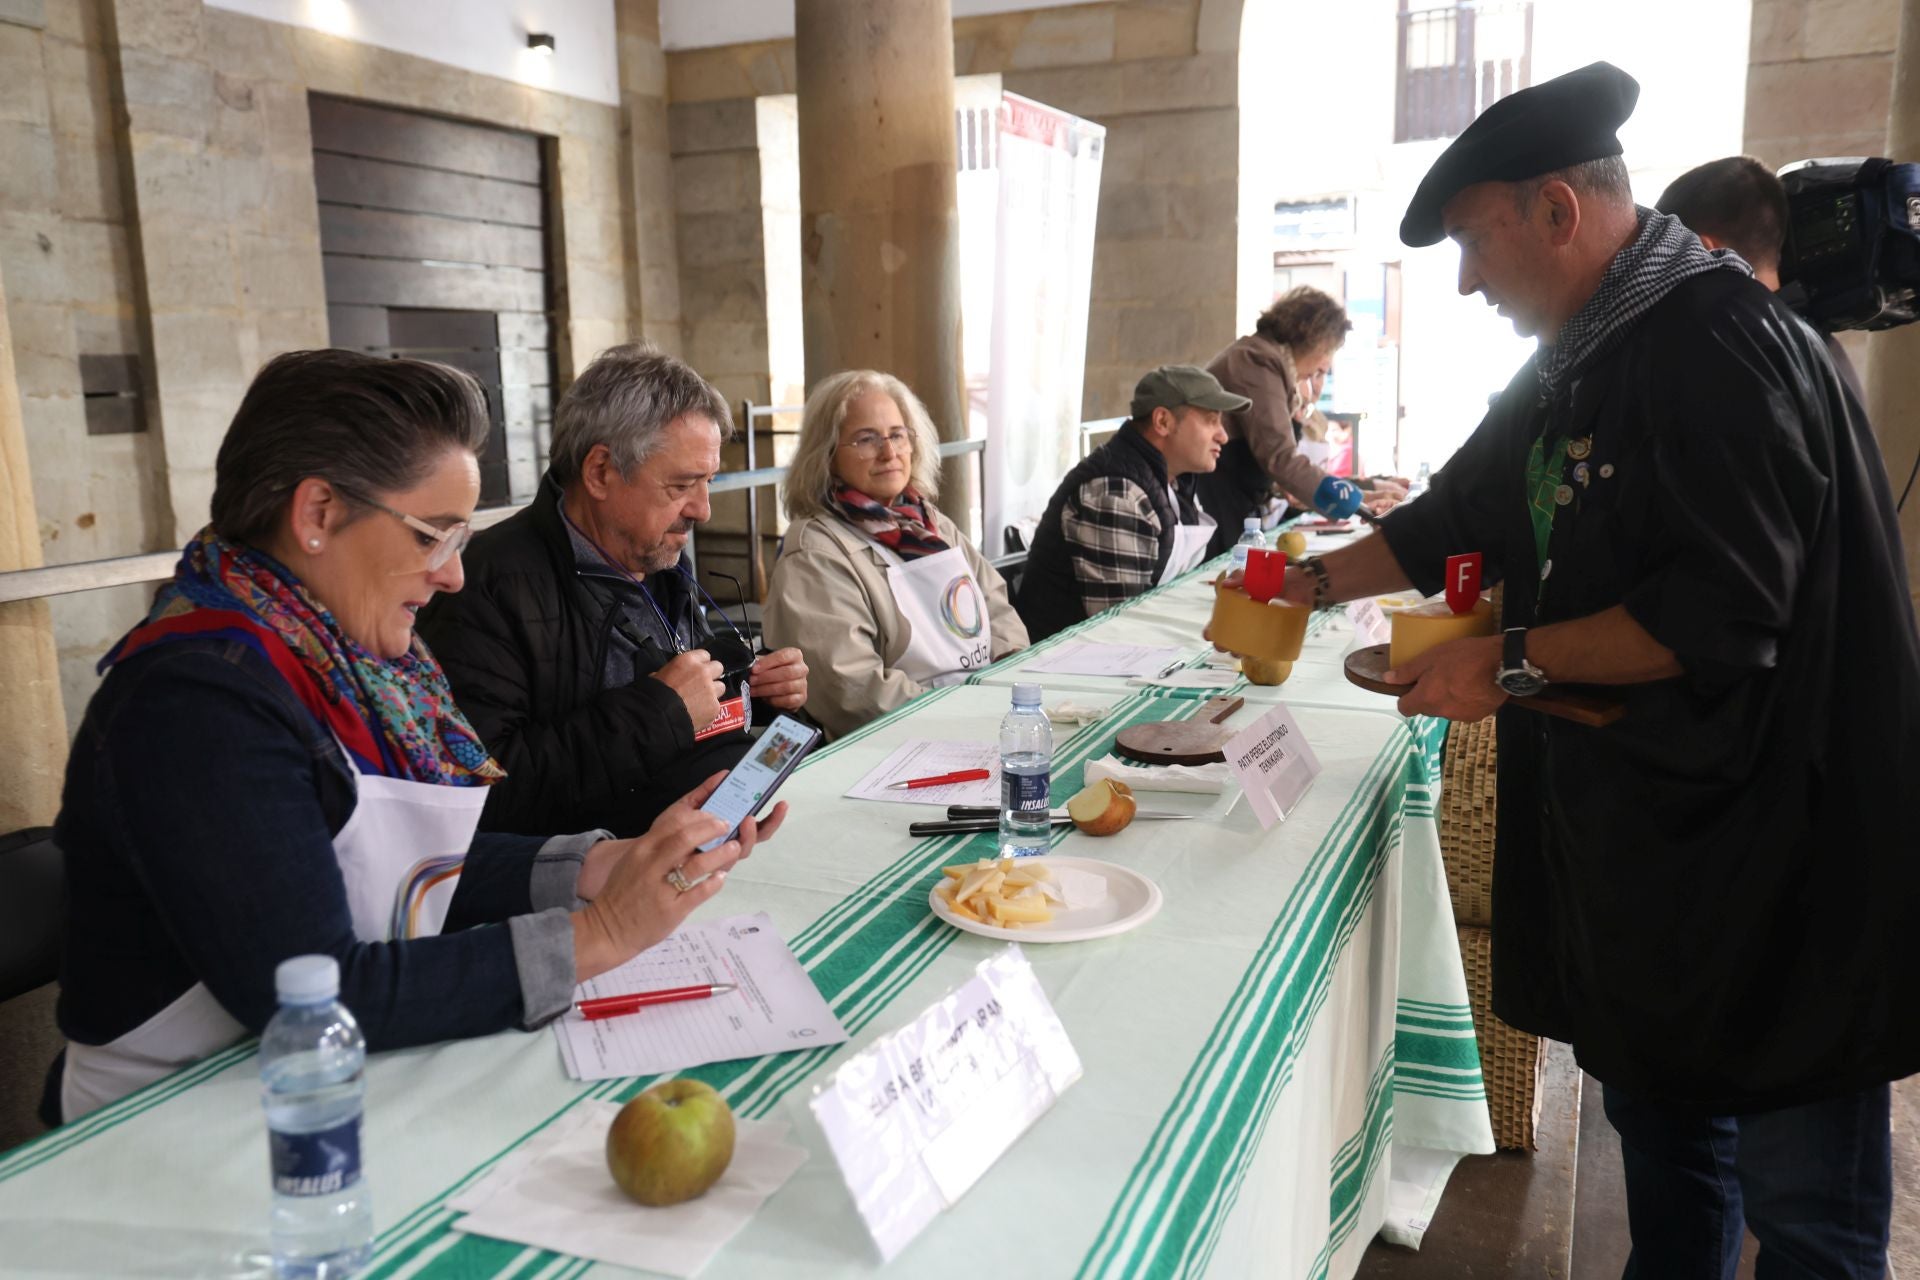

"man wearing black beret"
[1266, 61, 1918, 1276]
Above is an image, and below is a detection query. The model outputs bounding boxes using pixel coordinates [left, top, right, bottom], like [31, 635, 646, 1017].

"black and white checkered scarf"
[1535, 207, 1752, 399]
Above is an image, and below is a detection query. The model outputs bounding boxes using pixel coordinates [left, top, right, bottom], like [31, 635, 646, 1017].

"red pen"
[576, 982, 736, 1021]
[886, 768, 992, 790]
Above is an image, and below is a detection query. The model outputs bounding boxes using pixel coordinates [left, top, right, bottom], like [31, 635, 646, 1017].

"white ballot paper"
[810, 947, 1082, 1263]
[843, 738, 1001, 807]
[1020, 640, 1190, 678]
[554, 913, 847, 1081]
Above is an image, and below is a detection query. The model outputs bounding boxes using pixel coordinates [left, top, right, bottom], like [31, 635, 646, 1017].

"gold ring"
[666, 867, 695, 894]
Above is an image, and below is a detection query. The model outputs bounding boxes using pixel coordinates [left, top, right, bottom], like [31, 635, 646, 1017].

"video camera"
[1777, 157, 1920, 332]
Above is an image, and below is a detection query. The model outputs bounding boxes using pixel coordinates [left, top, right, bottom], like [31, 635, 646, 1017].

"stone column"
[1868, 0, 1920, 610]
[0, 259, 69, 830]
[794, 0, 974, 533]
[614, 0, 684, 355]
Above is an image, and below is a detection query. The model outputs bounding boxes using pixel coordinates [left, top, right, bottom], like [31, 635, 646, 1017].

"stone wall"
[7, 0, 674, 724]
[664, 0, 1239, 422]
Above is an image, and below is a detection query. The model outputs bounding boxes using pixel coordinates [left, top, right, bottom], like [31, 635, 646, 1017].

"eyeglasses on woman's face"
[363, 497, 473, 571]
[837, 427, 913, 459]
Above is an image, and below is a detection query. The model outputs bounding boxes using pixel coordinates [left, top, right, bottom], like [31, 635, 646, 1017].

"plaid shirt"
[1059, 476, 1209, 619]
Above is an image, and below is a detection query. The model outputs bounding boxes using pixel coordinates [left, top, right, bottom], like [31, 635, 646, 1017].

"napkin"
[450, 1099, 808, 1278]
[1046, 700, 1112, 725]
[1084, 753, 1233, 794]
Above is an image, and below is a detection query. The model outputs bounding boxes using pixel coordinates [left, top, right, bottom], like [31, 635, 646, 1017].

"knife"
[912, 812, 1195, 837]
[943, 805, 1193, 821]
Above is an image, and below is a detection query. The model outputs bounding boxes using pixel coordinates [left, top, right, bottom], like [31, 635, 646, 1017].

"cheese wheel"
[1209, 581, 1311, 661]
[1387, 597, 1496, 669]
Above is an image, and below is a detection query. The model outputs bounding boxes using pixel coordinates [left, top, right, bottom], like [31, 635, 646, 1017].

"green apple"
[605, 1079, 737, 1206]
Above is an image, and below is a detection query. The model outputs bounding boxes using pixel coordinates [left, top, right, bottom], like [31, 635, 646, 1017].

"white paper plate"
[927, 856, 1163, 944]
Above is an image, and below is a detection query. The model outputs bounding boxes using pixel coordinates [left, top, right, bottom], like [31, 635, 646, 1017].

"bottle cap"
[1012, 682, 1043, 706]
[276, 954, 340, 1003]
[1243, 517, 1261, 531]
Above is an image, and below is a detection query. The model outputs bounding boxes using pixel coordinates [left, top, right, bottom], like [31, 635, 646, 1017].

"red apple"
[605, 1079, 736, 1206]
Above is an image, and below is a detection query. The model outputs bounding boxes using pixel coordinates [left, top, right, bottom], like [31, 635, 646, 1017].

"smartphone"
[694, 714, 821, 852]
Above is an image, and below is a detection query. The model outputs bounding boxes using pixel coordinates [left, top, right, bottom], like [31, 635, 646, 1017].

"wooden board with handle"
[1343, 643, 1626, 728]
[1112, 695, 1246, 766]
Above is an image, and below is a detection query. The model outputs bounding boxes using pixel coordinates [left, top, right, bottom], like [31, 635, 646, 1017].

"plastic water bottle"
[262, 955, 372, 1279]
[997, 682, 1054, 858]
[1409, 462, 1432, 498]
[1229, 518, 1265, 574]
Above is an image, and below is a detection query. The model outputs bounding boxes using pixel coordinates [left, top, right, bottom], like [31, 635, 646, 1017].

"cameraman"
[1657, 155, 1866, 400]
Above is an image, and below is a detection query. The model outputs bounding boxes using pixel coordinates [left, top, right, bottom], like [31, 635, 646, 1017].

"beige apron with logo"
[868, 541, 994, 687]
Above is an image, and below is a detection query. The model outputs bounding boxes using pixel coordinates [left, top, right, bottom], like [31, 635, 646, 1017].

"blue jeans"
[1601, 1082, 1892, 1279]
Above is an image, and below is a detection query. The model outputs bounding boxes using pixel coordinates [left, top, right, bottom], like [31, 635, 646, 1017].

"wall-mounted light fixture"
[527, 32, 556, 56]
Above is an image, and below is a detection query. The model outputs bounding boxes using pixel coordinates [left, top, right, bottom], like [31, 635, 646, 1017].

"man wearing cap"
[1015, 365, 1244, 640]
[1265, 62, 1918, 1275]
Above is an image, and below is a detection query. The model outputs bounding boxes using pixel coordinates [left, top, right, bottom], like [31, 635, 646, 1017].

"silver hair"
[1514, 155, 1634, 217]
[548, 343, 734, 486]
[782, 370, 942, 521]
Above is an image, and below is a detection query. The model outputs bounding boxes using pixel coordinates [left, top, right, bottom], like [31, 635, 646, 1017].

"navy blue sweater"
[52, 635, 587, 1091]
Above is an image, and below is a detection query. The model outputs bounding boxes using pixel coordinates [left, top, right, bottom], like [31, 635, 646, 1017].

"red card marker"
[1244, 548, 1285, 603]
[1444, 552, 1483, 615]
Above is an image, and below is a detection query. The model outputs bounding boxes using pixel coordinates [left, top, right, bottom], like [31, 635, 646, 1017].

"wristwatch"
[1495, 627, 1548, 697]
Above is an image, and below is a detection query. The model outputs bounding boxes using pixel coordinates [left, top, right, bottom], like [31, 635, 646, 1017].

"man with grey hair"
[419, 344, 808, 838]
[1247, 62, 1917, 1276]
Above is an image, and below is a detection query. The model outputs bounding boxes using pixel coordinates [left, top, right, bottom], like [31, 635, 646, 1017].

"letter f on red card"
[1444, 553, 1482, 615]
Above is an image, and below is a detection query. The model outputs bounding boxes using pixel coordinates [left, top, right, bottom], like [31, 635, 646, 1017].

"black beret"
[1399, 61, 1640, 248]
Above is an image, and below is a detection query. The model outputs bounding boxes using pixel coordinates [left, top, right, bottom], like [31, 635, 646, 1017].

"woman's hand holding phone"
[569, 771, 788, 983]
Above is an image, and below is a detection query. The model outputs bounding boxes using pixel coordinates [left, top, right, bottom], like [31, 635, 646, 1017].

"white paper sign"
[1348, 597, 1391, 647]
[809, 947, 1082, 1262]
[1224, 703, 1323, 829]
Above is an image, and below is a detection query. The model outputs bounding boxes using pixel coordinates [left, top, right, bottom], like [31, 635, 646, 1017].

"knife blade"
[943, 805, 1194, 821]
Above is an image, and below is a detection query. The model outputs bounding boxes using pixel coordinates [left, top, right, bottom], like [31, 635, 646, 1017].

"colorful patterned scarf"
[828, 484, 951, 560]
[101, 527, 504, 785]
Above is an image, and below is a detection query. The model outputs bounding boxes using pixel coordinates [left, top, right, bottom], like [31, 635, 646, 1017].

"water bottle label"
[270, 1117, 362, 1197]
[1002, 770, 1050, 812]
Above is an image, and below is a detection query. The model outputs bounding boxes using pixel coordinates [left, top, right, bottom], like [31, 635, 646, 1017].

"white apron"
[1158, 521, 1217, 586]
[869, 541, 994, 687]
[61, 764, 486, 1122]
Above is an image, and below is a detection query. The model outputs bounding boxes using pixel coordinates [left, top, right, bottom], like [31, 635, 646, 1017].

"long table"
[0, 558, 1490, 1279]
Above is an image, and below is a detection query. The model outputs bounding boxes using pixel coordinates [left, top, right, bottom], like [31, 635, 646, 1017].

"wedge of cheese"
[1387, 597, 1496, 669]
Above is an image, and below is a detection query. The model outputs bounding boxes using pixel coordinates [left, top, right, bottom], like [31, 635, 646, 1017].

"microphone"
[1313, 475, 1366, 520]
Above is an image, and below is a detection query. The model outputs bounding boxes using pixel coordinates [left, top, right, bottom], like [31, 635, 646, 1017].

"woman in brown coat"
[1196, 286, 1405, 551]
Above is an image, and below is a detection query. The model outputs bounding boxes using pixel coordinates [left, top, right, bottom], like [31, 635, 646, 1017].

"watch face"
[1498, 669, 1548, 697]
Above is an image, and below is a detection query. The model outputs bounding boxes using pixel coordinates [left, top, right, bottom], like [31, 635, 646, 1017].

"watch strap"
[1502, 627, 1527, 671]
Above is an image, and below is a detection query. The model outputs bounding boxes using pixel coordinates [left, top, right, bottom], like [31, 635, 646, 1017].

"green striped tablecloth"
[0, 602, 1489, 1279]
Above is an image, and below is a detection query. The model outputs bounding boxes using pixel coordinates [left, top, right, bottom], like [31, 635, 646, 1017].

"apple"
[1243, 657, 1294, 686]
[1066, 778, 1136, 835]
[605, 1079, 736, 1206]
[1277, 530, 1308, 559]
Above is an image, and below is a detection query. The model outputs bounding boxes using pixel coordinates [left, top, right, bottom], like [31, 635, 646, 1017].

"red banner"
[1444, 553, 1483, 615]
[1244, 548, 1285, 604]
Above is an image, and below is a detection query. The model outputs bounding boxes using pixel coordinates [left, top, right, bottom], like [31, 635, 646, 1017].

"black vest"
[1015, 424, 1201, 640]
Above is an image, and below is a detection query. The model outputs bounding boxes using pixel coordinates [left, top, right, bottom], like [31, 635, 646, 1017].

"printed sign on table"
[810, 947, 1082, 1262]
[1224, 702, 1323, 829]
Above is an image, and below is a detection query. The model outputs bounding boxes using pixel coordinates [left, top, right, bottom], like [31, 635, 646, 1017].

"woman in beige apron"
[763, 370, 1029, 739]
[52, 352, 782, 1123]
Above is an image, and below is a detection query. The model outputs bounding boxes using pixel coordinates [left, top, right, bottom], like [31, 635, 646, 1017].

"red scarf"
[828, 485, 951, 560]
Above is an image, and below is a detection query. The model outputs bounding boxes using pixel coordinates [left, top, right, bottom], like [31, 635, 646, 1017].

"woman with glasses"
[763, 370, 1027, 738]
[45, 350, 784, 1122]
